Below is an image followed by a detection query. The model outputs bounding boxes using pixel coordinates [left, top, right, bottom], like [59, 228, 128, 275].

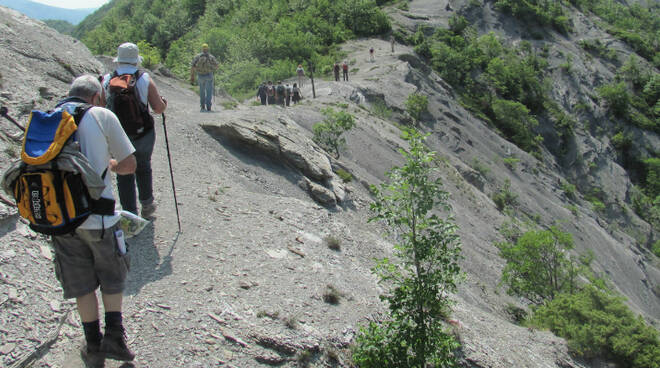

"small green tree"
[312, 108, 355, 158]
[496, 226, 581, 304]
[352, 129, 462, 367]
[405, 93, 429, 123]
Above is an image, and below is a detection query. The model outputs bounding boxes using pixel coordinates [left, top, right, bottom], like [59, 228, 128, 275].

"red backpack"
[106, 70, 154, 139]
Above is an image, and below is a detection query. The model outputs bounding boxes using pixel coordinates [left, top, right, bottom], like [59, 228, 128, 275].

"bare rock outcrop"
[0, 6, 102, 117]
[201, 108, 345, 206]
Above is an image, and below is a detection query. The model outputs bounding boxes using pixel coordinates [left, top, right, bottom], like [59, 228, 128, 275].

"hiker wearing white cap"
[101, 42, 167, 218]
[190, 43, 219, 112]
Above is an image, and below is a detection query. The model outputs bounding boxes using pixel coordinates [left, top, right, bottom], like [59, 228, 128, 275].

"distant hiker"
[190, 43, 219, 112]
[296, 64, 305, 87]
[276, 81, 286, 106]
[333, 62, 340, 81]
[285, 83, 292, 107]
[292, 83, 302, 104]
[342, 61, 349, 81]
[266, 81, 275, 105]
[102, 42, 167, 218]
[257, 82, 267, 105]
[390, 35, 395, 53]
[369, 47, 375, 62]
[48, 75, 137, 365]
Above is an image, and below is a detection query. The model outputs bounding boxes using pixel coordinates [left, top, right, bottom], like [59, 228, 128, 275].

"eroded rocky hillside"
[0, 2, 658, 367]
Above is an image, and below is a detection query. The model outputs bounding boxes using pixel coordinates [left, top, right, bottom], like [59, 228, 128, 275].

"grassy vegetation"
[408, 22, 549, 156]
[529, 285, 660, 367]
[493, 179, 518, 212]
[496, 226, 660, 367]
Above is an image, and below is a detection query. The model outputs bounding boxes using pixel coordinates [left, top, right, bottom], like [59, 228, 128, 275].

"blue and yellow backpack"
[1, 102, 115, 235]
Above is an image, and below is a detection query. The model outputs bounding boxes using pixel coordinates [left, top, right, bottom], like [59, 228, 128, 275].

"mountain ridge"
[0, 0, 96, 24]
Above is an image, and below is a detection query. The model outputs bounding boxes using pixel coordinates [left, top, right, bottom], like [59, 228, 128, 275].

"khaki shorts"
[52, 223, 130, 299]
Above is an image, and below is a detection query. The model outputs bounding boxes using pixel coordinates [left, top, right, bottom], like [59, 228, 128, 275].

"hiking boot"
[100, 326, 134, 361]
[141, 202, 157, 218]
[80, 342, 105, 368]
[200, 107, 206, 112]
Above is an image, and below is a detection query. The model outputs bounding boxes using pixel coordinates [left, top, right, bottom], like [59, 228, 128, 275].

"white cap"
[113, 42, 143, 65]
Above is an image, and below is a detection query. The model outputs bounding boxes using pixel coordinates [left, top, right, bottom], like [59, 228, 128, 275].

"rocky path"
[3, 40, 407, 368]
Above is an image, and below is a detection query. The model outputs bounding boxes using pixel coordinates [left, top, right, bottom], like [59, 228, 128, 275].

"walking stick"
[0, 106, 26, 132]
[161, 113, 181, 233]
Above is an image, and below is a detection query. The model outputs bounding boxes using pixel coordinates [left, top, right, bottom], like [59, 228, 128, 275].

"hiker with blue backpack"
[2, 75, 138, 366]
[102, 42, 167, 219]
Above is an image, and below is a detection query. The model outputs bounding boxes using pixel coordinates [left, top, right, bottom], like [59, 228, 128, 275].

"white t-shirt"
[103, 64, 150, 106]
[75, 106, 135, 229]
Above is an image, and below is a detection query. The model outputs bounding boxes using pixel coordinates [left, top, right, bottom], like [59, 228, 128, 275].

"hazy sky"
[31, 0, 109, 9]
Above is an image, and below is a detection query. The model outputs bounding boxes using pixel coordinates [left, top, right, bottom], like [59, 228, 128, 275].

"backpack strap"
[69, 103, 115, 217]
[72, 103, 93, 125]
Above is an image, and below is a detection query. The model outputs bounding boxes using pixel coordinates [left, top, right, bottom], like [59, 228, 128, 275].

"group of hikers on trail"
[256, 79, 304, 107]
[1, 41, 169, 367]
[1, 39, 388, 366]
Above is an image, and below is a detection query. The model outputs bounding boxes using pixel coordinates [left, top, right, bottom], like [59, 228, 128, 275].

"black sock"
[105, 311, 123, 330]
[82, 320, 102, 346]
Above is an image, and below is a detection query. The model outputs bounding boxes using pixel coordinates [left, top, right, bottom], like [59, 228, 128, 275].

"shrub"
[597, 82, 631, 118]
[502, 157, 521, 170]
[561, 181, 577, 200]
[371, 98, 393, 120]
[405, 93, 429, 123]
[643, 158, 660, 198]
[493, 0, 571, 34]
[353, 129, 462, 367]
[471, 158, 491, 176]
[312, 108, 356, 158]
[611, 131, 632, 152]
[136, 40, 161, 70]
[496, 226, 580, 304]
[283, 314, 298, 329]
[335, 167, 353, 183]
[324, 235, 342, 251]
[652, 240, 660, 258]
[322, 284, 343, 305]
[528, 285, 660, 367]
[491, 99, 539, 152]
[493, 179, 518, 211]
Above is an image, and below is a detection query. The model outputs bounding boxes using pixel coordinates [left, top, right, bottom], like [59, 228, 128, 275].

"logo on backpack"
[1, 102, 115, 235]
[106, 70, 154, 139]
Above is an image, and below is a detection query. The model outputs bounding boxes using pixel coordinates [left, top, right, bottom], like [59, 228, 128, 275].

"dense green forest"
[75, 0, 390, 97]
[44, 19, 75, 35]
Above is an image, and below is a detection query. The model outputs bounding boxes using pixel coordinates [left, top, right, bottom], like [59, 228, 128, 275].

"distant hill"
[0, 0, 96, 24]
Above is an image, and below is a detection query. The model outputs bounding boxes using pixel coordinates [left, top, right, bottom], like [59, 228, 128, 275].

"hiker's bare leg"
[77, 292, 99, 322]
[101, 292, 123, 312]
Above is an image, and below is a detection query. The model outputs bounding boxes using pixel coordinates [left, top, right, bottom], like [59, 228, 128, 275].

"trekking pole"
[161, 113, 181, 233]
[0, 106, 26, 132]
